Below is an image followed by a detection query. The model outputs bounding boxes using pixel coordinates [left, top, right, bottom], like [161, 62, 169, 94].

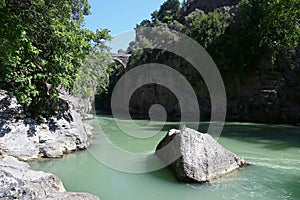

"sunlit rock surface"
[0, 90, 92, 160]
[0, 156, 99, 200]
[156, 128, 247, 183]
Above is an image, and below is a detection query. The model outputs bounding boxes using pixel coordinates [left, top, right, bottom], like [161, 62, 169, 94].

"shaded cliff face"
[126, 51, 210, 121]
[224, 47, 300, 124]
[100, 46, 300, 124]
[224, 66, 300, 124]
[186, 0, 240, 13]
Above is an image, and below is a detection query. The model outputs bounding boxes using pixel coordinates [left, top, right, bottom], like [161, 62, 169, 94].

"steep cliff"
[127, 47, 300, 124]
[186, 0, 240, 13]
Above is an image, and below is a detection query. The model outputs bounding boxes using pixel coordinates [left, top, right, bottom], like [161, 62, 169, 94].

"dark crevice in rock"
[203, 147, 209, 180]
[0, 125, 11, 138]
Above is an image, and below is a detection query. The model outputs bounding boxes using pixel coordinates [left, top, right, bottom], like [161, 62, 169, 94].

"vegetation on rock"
[130, 0, 299, 71]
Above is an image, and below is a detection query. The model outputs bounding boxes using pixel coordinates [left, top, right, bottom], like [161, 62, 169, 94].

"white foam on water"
[250, 161, 300, 172]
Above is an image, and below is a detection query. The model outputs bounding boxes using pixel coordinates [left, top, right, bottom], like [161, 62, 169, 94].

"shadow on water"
[96, 115, 300, 150]
[220, 123, 300, 150]
[148, 167, 179, 183]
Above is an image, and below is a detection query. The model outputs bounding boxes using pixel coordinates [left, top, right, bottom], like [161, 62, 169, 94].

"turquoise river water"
[30, 116, 300, 200]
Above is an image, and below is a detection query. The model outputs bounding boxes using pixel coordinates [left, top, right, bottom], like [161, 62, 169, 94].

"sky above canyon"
[85, 0, 184, 52]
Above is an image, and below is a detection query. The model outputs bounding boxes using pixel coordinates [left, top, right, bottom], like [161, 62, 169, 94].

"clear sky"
[85, 0, 171, 52]
[84, 0, 170, 52]
[85, 0, 167, 34]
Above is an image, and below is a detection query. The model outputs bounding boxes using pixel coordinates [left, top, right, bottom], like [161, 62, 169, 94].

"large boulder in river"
[0, 90, 93, 160]
[156, 128, 247, 183]
[0, 156, 99, 200]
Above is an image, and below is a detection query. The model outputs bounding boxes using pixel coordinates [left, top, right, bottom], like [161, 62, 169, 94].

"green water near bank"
[30, 116, 300, 200]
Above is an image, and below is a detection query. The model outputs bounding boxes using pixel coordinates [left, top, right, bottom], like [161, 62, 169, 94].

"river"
[30, 116, 300, 200]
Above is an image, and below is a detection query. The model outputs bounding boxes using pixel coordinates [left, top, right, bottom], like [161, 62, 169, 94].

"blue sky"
[85, 0, 167, 35]
[84, 0, 169, 52]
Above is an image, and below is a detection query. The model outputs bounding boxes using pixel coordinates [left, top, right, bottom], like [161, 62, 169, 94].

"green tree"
[257, 0, 300, 62]
[185, 9, 231, 48]
[213, 0, 300, 70]
[178, 0, 189, 22]
[133, 0, 299, 72]
[73, 44, 113, 98]
[0, 0, 110, 117]
[152, 0, 181, 23]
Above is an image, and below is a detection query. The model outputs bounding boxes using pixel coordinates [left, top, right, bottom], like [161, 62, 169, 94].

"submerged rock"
[0, 156, 99, 200]
[156, 128, 247, 183]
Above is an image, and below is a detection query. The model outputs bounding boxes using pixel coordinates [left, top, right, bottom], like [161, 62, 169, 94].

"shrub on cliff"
[211, 0, 300, 70]
[130, 0, 299, 71]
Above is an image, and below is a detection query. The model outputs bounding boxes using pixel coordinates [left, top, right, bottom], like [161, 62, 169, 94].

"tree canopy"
[152, 0, 180, 24]
[132, 0, 299, 71]
[0, 0, 111, 117]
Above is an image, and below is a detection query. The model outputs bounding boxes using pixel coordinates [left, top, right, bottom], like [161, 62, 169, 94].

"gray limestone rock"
[156, 128, 247, 183]
[68, 95, 94, 120]
[0, 90, 92, 161]
[0, 156, 99, 200]
[45, 192, 100, 200]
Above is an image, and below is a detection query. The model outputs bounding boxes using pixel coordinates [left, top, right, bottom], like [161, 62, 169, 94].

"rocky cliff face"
[0, 91, 98, 199]
[126, 46, 300, 124]
[225, 47, 300, 124]
[0, 90, 93, 160]
[186, 0, 240, 13]
[69, 95, 94, 120]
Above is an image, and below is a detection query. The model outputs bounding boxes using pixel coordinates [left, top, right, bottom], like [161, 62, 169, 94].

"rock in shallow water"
[156, 128, 247, 183]
[0, 156, 99, 200]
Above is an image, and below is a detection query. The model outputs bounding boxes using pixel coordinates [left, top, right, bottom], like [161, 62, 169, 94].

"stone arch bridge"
[111, 53, 131, 69]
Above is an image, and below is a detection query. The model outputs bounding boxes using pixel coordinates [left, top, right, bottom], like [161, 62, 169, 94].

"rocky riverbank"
[0, 156, 99, 200]
[0, 90, 98, 199]
[0, 90, 93, 160]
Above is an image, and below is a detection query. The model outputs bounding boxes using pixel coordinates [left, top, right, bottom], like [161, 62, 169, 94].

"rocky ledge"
[156, 128, 247, 183]
[0, 90, 93, 161]
[0, 155, 99, 200]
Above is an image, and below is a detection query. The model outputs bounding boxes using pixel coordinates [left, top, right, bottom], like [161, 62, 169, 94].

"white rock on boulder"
[156, 128, 247, 183]
[0, 156, 99, 200]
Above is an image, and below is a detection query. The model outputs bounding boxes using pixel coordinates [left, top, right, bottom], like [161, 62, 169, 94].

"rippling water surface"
[30, 116, 300, 200]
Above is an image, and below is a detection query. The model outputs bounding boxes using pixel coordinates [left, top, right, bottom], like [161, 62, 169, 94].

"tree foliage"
[0, 0, 111, 117]
[210, 0, 300, 70]
[256, 0, 300, 62]
[73, 43, 113, 98]
[152, 0, 180, 24]
[185, 9, 231, 48]
[132, 0, 299, 71]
